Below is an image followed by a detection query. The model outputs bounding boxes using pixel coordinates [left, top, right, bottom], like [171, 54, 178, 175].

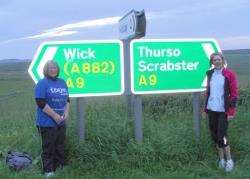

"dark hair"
[43, 60, 60, 78]
[209, 52, 226, 66]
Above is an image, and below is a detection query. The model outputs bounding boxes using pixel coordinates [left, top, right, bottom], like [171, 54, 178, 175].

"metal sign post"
[133, 94, 143, 142]
[119, 9, 146, 142]
[122, 38, 133, 118]
[123, 38, 143, 143]
[192, 92, 201, 143]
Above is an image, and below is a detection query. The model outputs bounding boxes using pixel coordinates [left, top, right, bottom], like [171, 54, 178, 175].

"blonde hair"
[209, 52, 227, 67]
[43, 60, 60, 78]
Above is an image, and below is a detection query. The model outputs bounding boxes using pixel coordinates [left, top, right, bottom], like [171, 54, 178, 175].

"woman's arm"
[63, 98, 70, 120]
[43, 104, 63, 123]
[229, 71, 238, 107]
[35, 98, 62, 123]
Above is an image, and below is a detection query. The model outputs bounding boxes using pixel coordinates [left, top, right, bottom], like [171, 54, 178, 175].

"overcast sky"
[0, 0, 250, 59]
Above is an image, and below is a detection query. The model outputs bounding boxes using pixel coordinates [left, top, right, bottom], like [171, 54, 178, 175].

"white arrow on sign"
[28, 46, 58, 83]
[201, 43, 215, 87]
[201, 42, 222, 87]
[37, 46, 58, 79]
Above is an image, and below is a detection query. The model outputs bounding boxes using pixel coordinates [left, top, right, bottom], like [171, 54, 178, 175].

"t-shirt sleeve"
[63, 79, 69, 96]
[35, 80, 46, 99]
[63, 80, 70, 102]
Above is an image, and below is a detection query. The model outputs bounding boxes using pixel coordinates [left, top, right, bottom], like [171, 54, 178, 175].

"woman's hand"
[54, 113, 64, 124]
[227, 115, 234, 121]
[62, 102, 70, 121]
[62, 112, 69, 120]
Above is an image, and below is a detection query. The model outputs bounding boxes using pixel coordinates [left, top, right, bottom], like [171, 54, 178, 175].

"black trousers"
[37, 125, 66, 173]
[207, 110, 229, 148]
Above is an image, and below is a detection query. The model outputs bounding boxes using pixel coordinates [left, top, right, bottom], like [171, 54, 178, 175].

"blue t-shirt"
[35, 77, 69, 127]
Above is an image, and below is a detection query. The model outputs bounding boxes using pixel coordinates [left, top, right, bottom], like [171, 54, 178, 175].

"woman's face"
[47, 63, 58, 77]
[212, 55, 224, 69]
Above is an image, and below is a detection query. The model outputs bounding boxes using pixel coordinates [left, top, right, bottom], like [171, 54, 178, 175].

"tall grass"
[0, 86, 250, 178]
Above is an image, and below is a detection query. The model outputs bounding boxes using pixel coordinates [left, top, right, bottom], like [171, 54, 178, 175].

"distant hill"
[223, 49, 250, 54]
[0, 59, 30, 64]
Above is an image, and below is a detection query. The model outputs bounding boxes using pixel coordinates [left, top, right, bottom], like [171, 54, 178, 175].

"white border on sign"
[28, 40, 124, 97]
[130, 38, 222, 95]
[28, 42, 45, 84]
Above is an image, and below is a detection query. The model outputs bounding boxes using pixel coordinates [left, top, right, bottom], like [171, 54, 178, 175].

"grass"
[0, 50, 250, 178]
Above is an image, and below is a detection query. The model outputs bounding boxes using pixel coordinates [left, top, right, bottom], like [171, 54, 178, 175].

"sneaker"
[45, 172, 55, 177]
[218, 159, 226, 169]
[225, 159, 234, 172]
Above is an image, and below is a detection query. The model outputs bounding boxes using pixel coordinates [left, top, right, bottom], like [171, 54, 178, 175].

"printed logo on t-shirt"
[50, 87, 68, 95]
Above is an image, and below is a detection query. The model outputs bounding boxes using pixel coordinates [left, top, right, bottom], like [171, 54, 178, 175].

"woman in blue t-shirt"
[35, 60, 70, 177]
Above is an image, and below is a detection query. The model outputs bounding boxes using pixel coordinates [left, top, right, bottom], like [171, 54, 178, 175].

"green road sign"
[130, 39, 221, 94]
[28, 40, 124, 97]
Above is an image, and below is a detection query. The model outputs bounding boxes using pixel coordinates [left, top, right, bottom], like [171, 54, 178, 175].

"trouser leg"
[208, 110, 219, 144]
[39, 127, 57, 173]
[217, 112, 229, 148]
[54, 125, 66, 170]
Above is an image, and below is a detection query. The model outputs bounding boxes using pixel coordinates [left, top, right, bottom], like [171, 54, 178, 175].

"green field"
[0, 50, 250, 178]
